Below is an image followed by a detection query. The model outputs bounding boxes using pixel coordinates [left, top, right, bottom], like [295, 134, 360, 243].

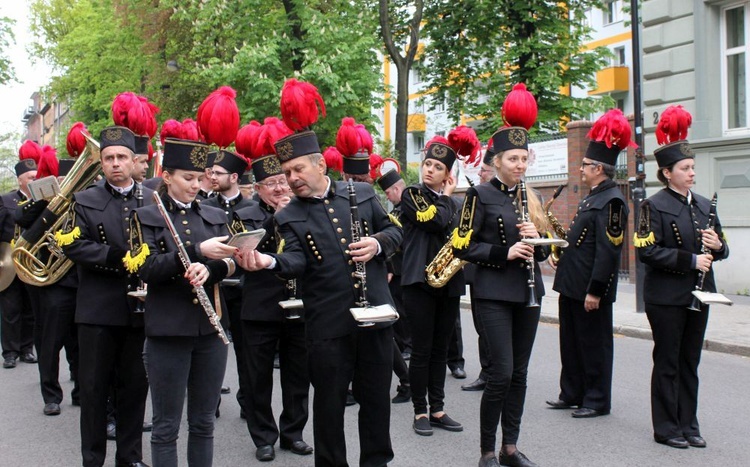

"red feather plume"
[369, 153, 384, 180]
[147, 140, 155, 162]
[159, 119, 182, 146]
[425, 135, 450, 149]
[501, 83, 538, 130]
[656, 105, 692, 145]
[111, 92, 160, 138]
[36, 145, 59, 178]
[355, 124, 374, 154]
[587, 109, 636, 149]
[448, 125, 481, 165]
[180, 118, 203, 142]
[197, 86, 240, 148]
[279, 78, 326, 131]
[66, 122, 89, 158]
[257, 117, 293, 157]
[323, 146, 343, 174]
[18, 140, 42, 163]
[336, 117, 362, 157]
[235, 121, 262, 160]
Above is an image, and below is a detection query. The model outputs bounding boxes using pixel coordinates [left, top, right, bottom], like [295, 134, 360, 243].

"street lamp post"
[631, 0, 646, 313]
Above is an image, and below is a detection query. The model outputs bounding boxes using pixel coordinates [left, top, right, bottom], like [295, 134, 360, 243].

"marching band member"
[131, 136, 237, 466]
[233, 117, 312, 461]
[634, 106, 729, 449]
[237, 79, 401, 466]
[547, 109, 632, 419]
[62, 127, 152, 467]
[400, 127, 479, 436]
[453, 84, 548, 467]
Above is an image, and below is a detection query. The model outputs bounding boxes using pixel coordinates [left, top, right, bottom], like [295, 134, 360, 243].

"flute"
[152, 192, 230, 344]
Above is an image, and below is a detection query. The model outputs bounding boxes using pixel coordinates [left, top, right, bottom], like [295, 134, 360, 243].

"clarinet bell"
[687, 295, 703, 312]
[526, 283, 540, 308]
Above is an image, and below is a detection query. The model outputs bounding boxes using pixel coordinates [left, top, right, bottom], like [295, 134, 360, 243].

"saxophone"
[544, 184, 567, 265]
[425, 242, 467, 288]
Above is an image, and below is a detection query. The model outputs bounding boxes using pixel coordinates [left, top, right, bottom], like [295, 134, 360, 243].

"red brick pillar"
[564, 120, 593, 218]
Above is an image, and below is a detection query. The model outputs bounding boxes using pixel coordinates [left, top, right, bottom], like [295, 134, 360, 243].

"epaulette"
[407, 186, 436, 222]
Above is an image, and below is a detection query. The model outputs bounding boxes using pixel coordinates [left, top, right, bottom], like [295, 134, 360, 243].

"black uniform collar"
[162, 194, 201, 213]
[664, 186, 692, 205]
[104, 180, 134, 199]
[490, 177, 518, 196]
[587, 178, 616, 197]
[259, 198, 275, 213]
[217, 192, 243, 207]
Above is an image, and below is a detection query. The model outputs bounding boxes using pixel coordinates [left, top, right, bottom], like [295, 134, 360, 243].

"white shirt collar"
[108, 180, 134, 195]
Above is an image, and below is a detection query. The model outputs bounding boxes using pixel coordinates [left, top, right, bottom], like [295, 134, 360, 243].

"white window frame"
[721, 2, 750, 135]
[603, 0, 623, 25]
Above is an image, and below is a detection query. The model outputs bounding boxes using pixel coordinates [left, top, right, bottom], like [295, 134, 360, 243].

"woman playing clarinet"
[634, 106, 729, 450]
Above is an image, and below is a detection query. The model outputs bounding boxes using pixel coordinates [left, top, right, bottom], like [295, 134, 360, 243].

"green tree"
[0, 16, 17, 85]
[421, 0, 613, 138]
[378, 0, 423, 169]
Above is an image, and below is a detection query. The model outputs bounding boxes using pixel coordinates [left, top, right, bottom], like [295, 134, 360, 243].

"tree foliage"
[29, 0, 383, 146]
[0, 15, 17, 85]
[421, 0, 613, 138]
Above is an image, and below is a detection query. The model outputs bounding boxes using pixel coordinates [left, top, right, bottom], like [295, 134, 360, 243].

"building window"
[414, 134, 425, 154]
[603, 0, 623, 25]
[614, 46, 626, 66]
[722, 4, 748, 130]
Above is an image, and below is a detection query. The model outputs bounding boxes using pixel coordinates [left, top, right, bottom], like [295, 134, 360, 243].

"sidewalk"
[460, 276, 750, 357]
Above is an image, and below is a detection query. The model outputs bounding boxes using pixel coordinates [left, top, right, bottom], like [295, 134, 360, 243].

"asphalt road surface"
[1, 312, 748, 466]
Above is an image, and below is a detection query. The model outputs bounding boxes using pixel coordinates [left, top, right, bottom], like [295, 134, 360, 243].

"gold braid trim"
[410, 188, 437, 222]
[607, 231, 624, 246]
[388, 213, 402, 228]
[123, 244, 150, 274]
[452, 192, 476, 249]
[277, 238, 285, 255]
[451, 227, 472, 249]
[632, 231, 655, 248]
[54, 226, 81, 247]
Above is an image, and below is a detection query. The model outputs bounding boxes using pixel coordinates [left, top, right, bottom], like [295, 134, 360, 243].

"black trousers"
[469, 285, 491, 381]
[389, 277, 412, 353]
[0, 277, 35, 358]
[35, 284, 79, 404]
[404, 284, 460, 415]
[78, 324, 148, 467]
[447, 314, 465, 371]
[308, 326, 394, 467]
[477, 299, 540, 451]
[224, 288, 248, 412]
[241, 319, 309, 448]
[557, 294, 613, 413]
[646, 303, 709, 441]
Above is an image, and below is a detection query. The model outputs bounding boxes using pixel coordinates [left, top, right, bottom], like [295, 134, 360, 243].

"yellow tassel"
[276, 238, 285, 255]
[10, 239, 14, 248]
[416, 204, 437, 222]
[451, 227, 472, 249]
[54, 226, 81, 247]
[721, 231, 728, 245]
[123, 244, 150, 274]
[632, 231, 655, 248]
[388, 213, 402, 228]
[607, 231, 624, 246]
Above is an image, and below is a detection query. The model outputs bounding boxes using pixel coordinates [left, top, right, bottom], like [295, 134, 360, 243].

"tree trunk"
[395, 64, 409, 169]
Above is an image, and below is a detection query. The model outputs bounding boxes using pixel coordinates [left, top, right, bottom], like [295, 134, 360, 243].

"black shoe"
[429, 413, 463, 432]
[478, 455, 501, 467]
[255, 445, 275, 462]
[142, 422, 153, 432]
[392, 385, 411, 404]
[571, 407, 607, 418]
[71, 398, 80, 407]
[220, 385, 231, 394]
[20, 351, 37, 364]
[413, 416, 433, 436]
[106, 421, 117, 440]
[546, 399, 577, 409]
[280, 439, 313, 455]
[3, 356, 17, 369]
[450, 367, 467, 379]
[655, 436, 689, 449]
[685, 435, 706, 448]
[116, 462, 150, 467]
[345, 390, 357, 406]
[462, 378, 487, 391]
[43, 402, 61, 416]
[240, 409, 246, 420]
[499, 450, 538, 467]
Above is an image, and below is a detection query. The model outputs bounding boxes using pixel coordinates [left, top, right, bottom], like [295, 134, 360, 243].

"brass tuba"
[544, 184, 567, 266]
[12, 133, 102, 286]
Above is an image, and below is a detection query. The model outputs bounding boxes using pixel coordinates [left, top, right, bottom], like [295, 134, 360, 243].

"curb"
[460, 301, 750, 358]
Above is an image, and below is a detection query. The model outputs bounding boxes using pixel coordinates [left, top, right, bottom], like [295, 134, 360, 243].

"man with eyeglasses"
[202, 149, 256, 418]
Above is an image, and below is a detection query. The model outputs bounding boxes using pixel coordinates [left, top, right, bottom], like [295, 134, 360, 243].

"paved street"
[1, 310, 748, 467]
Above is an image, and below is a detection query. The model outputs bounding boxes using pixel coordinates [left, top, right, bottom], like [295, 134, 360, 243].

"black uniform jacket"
[453, 178, 548, 303]
[635, 188, 729, 307]
[0, 190, 25, 243]
[235, 199, 289, 322]
[134, 195, 231, 337]
[400, 183, 465, 296]
[553, 178, 628, 302]
[64, 181, 154, 326]
[385, 202, 404, 277]
[270, 180, 401, 340]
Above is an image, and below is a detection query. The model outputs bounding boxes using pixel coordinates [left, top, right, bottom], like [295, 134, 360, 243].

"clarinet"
[688, 193, 718, 312]
[152, 192, 230, 344]
[519, 179, 540, 308]
[347, 180, 370, 308]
